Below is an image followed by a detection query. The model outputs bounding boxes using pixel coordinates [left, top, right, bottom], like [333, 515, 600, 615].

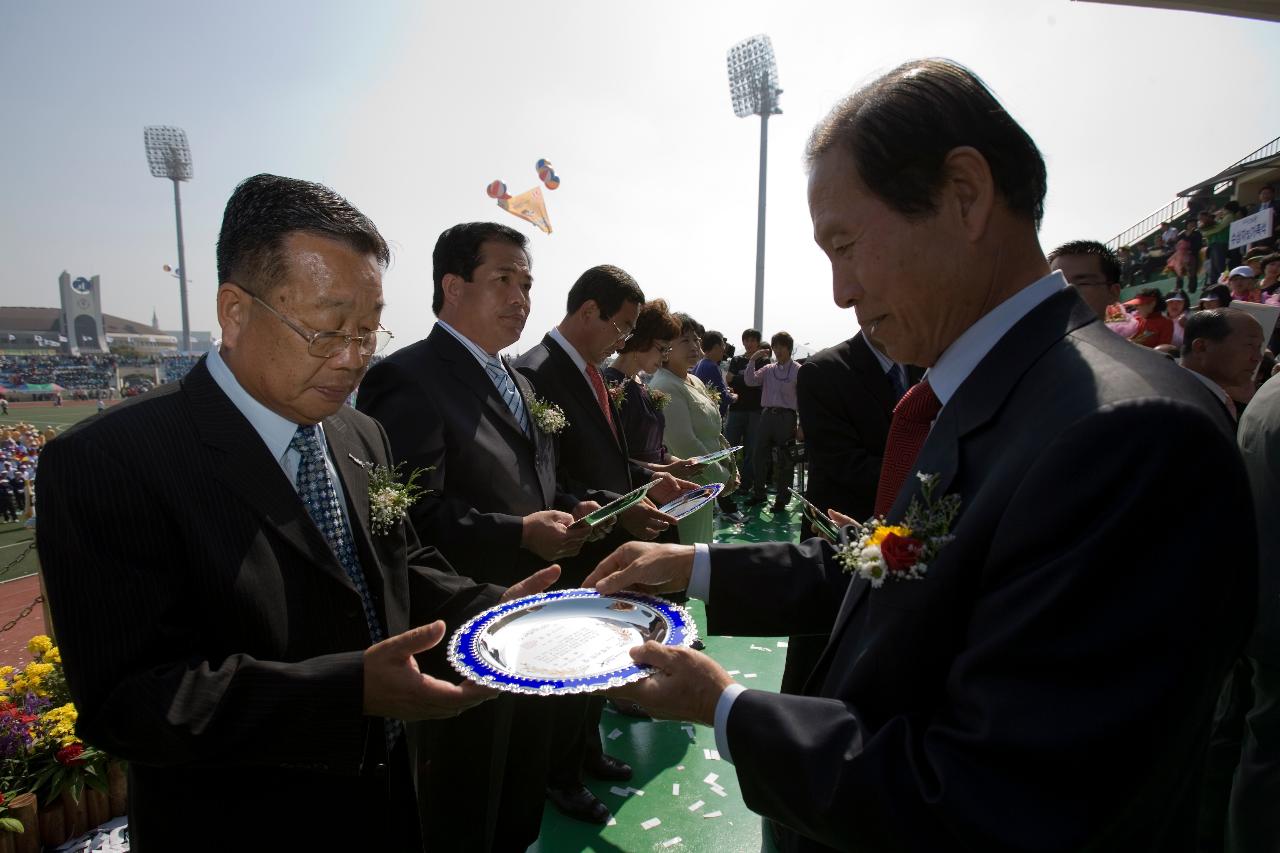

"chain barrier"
[0, 595, 43, 634]
[0, 540, 36, 581]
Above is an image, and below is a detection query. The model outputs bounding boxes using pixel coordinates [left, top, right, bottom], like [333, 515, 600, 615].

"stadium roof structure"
[0, 307, 166, 336]
[1075, 0, 1280, 22]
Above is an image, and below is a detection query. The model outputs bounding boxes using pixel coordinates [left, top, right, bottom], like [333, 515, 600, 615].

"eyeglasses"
[610, 320, 635, 343]
[252, 296, 393, 360]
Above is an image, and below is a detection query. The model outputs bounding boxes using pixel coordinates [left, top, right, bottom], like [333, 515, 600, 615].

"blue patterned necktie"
[291, 424, 401, 750]
[485, 356, 531, 436]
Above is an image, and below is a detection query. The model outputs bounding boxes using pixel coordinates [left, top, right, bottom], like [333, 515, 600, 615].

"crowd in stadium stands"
[0, 424, 45, 524]
[161, 355, 202, 384]
[0, 352, 208, 398]
[1118, 184, 1279, 290]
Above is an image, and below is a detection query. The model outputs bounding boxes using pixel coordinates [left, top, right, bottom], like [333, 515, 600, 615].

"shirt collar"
[865, 337, 899, 375]
[549, 325, 592, 377]
[206, 345, 308, 465]
[927, 270, 1069, 407]
[1185, 366, 1237, 421]
[435, 318, 501, 369]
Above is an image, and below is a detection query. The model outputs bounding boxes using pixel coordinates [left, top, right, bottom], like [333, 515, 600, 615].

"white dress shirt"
[694, 269, 1070, 763]
[549, 325, 600, 399]
[205, 346, 350, 524]
[1185, 366, 1237, 422]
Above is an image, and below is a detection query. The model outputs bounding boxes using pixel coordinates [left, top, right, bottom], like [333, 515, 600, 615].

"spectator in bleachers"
[1047, 240, 1122, 323]
[1165, 290, 1189, 348]
[1200, 283, 1234, 311]
[1161, 221, 1179, 248]
[1176, 217, 1204, 293]
[1116, 246, 1136, 285]
[1142, 238, 1169, 283]
[1124, 287, 1174, 348]
[1201, 209, 1233, 288]
[1229, 266, 1264, 304]
[1260, 254, 1280, 302]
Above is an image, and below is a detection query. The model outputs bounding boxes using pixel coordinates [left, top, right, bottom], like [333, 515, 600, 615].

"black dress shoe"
[771, 502, 788, 514]
[546, 785, 611, 825]
[745, 495, 766, 507]
[584, 752, 633, 781]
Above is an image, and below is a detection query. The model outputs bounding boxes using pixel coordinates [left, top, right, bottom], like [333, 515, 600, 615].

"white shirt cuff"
[687, 543, 712, 601]
[713, 683, 747, 764]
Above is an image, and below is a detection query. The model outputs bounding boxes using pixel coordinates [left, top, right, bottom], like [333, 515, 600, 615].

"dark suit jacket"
[357, 325, 578, 587]
[705, 289, 1257, 852]
[36, 358, 502, 852]
[786, 333, 919, 695]
[515, 334, 666, 581]
[1239, 374, 1280, 668]
[357, 326, 576, 850]
[797, 332, 922, 533]
[514, 333, 649, 500]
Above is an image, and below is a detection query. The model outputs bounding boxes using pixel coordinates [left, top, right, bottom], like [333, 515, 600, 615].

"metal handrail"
[1106, 135, 1280, 251]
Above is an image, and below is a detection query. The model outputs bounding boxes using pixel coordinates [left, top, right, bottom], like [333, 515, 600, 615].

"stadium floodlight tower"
[144, 126, 194, 354]
[727, 34, 782, 333]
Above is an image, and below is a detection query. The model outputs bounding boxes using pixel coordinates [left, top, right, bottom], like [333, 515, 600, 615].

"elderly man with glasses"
[36, 174, 558, 852]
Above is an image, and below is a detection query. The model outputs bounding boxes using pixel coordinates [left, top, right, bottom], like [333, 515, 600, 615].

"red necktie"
[585, 364, 618, 439]
[873, 379, 942, 517]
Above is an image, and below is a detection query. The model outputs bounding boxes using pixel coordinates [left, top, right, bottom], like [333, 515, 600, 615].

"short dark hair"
[1262, 253, 1280, 268]
[566, 265, 645, 320]
[1183, 308, 1236, 357]
[1046, 240, 1122, 284]
[1201, 283, 1233, 308]
[431, 222, 529, 314]
[742, 328, 762, 343]
[216, 173, 389, 296]
[672, 313, 705, 341]
[805, 58, 1047, 226]
[1137, 287, 1166, 314]
[618, 299, 681, 354]
[701, 330, 726, 353]
[771, 331, 794, 350]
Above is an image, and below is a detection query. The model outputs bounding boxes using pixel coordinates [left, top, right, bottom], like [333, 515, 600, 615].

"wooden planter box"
[0, 761, 128, 851]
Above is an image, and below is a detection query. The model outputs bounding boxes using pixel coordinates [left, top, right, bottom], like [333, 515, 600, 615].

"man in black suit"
[585, 60, 1256, 852]
[36, 175, 557, 851]
[784, 331, 917, 695]
[515, 264, 694, 823]
[358, 221, 597, 850]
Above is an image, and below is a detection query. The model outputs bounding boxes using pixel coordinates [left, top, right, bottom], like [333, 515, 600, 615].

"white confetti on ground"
[662, 838, 683, 848]
[703, 810, 723, 819]
[688, 800, 705, 812]
[703, 772, 719, 785]
[607, 817, 617, 826]
[703, 748, 720, 760]
[610, 786, 631, 797]
[710, 785, 728, 797]
[749, 644, 774, 653]
[607, 728, 623, 740]
[727, 670, 741, 675]
[642, 817, 662, 831]
[743, 673, 758, 679]
[672, 783, 680, 795]
[629, 787, 645, 796]
[777, 641, 789, 648]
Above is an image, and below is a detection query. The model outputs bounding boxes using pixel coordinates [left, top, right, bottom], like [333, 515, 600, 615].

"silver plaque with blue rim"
[448, 588, 698, 695]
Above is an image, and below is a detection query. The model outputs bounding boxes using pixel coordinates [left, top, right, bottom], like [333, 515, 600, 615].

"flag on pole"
[498, 186, 553, 234]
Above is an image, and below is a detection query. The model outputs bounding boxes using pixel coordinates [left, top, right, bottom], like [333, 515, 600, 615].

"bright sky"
[2, 1, 1276, 357]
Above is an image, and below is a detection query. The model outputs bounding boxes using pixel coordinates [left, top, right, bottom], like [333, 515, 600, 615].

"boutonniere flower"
[836, 472, 960, 587]
[349, 455, 431, 536]
[607, 380, 627, 409]
[527, 397, 568, 434]
[702, 382, 722, 408]
[648, 388, 671, 411]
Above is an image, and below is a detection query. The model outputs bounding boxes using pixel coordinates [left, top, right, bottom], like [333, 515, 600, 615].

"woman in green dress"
[648, 313, 739, 544]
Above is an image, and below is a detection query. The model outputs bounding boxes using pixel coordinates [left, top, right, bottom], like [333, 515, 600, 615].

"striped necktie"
[484, 357, 531, 436]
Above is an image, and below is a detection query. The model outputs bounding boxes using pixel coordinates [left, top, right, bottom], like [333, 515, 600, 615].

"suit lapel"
[432, 327, 533, 448]
[511, 363, 557, 506]
[817, 287, 1094, 670]
[544, 335, 621, 452]
[184, 359, 357, 593]
[850, 333, 897, 416]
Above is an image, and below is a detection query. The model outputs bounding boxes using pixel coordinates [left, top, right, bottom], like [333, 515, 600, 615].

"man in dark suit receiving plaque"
[585, 60, 1256, 852]
[36, 175, 557, 852]
[516, 264, 695, 824]
[358, 221, 598, 850]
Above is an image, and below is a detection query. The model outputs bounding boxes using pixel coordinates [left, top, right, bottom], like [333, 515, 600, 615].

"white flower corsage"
[349, 454, 431, 535]
[528, 397, 569, 434]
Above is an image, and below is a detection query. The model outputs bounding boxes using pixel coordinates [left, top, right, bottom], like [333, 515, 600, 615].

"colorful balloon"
[486, 180, 511, 200]
[535, 158, 560, 190]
